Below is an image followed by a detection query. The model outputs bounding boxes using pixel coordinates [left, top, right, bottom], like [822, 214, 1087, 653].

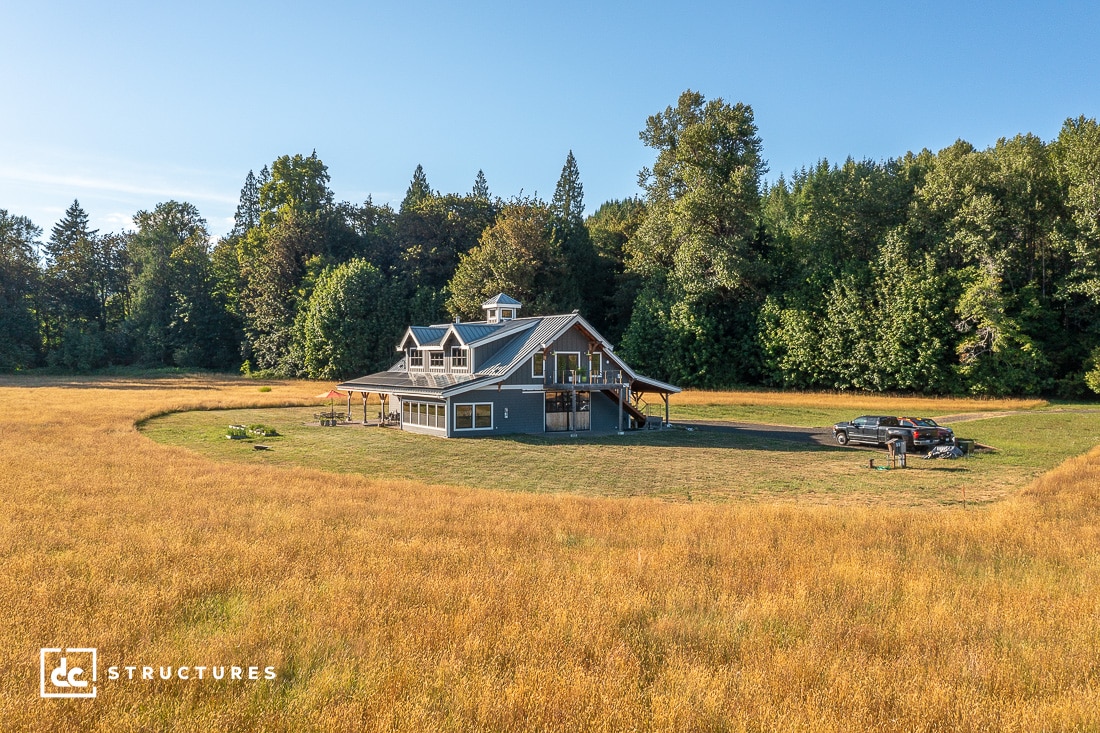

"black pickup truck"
[832, 415, 953, 450]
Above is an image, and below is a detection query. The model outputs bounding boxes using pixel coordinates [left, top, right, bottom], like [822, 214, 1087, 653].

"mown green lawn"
[139, 405, 1100, 508]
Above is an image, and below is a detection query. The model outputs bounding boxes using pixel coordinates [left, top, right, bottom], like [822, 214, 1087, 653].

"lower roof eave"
[336, 373, 500, 400]
[628, 373, 682, 395]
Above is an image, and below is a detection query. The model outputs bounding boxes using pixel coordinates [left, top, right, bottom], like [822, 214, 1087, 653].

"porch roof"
[337, 370, 493, 398]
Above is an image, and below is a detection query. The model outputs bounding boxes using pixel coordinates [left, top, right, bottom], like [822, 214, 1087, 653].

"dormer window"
[408, 348, 423, 368]
[451, 346, 468, 370]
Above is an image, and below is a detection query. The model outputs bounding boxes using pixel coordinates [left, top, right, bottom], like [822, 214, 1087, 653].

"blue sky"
[2, 1, 1098, 239]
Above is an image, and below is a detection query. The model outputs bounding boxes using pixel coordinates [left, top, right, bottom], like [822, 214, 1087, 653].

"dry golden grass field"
[2, 374, 1099, 731]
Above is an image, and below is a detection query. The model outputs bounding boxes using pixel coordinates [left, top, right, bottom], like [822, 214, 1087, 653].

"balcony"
[543, 369, 627, 390]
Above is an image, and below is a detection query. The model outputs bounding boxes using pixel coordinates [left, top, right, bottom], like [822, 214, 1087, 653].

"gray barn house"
[336, 294, 680, 437]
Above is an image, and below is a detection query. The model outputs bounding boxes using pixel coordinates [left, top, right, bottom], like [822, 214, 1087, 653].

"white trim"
[590, 351, 603, 377]
[400, 398, 447, 432]
[499, 384, 544, 391]
[450, 346, 470, 372]
[532, 351, 545, 379]
[453, 401, 493, 431]
[554, 351, 580, 382]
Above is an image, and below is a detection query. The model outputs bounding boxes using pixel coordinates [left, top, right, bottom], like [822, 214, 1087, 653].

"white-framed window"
[429, 351, 444, 369]
[401, 400, 445, 429]
[532, 352, 544, 378]
[590, 352, 603, 376]
[409, 348, 423, 368]
[555, 352, 579, 382]
[454, 402, 493, 430]
[501, 308, 514, 320]
[451, 346, 468, 370]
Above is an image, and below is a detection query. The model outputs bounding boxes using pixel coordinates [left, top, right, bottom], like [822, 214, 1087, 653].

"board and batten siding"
[448, 389, 544, 436]
[590, 389, 627, 432]
[548, 328, 592, 363]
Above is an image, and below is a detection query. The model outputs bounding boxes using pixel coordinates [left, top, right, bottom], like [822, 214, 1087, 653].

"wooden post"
[570, 389, 577, 433]
[362, 392, 367, 424]
[618, 380, 623, 433]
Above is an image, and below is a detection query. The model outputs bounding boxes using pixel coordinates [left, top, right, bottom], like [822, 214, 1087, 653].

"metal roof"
[452, 322, 506, 343]
[476, 315, 574, 376]
[338, 370, 489, 397]
[481, 293, 522, 307]
[410, 326, 448, 347]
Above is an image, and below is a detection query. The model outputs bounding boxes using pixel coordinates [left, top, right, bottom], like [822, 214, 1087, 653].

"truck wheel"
[835, 432, 849, 446]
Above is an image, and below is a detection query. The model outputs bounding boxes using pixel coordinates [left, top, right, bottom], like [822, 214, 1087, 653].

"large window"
[451, 347, 468, 370]
[408, 348, 423, 368]
[429, 351, 444, 369]
[402, 400, 445, 429]
[455, 402, 492, 430]
[532, 352, 544, 378]
[590, 352, 602, 377]
[555, 352, 579, 382]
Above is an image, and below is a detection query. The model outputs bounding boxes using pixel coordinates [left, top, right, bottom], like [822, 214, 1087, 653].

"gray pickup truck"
[832, 415, 952, 450]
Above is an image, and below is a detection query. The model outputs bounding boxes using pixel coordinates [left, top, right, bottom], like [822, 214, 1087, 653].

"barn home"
[337, 294, 680, 437]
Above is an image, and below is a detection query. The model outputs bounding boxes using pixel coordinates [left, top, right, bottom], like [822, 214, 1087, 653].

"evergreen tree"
[472, 169, 491, 200]
[233, 169, 261, 235]
[549, 150, 596, 313]
[402, 164, 432, 211]
[44, 200, 101, 329]
[0, 210, 42, 370]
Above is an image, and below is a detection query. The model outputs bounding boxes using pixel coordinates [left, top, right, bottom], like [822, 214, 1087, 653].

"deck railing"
[544, 369, 626, 389]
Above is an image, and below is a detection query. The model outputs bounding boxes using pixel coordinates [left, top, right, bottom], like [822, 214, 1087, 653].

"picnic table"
[314, 411, 346, 426]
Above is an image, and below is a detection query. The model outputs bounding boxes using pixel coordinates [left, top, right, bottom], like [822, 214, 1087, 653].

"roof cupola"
[482, 293, 522, 324]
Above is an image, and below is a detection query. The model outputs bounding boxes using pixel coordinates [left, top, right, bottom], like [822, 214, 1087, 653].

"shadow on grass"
[482, 427, 845, 454]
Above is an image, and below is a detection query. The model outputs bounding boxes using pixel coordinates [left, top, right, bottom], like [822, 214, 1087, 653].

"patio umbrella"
[316, 389, 345, 413]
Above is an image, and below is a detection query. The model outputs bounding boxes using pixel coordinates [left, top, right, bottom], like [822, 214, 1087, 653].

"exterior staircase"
[600, 388, 648, 429]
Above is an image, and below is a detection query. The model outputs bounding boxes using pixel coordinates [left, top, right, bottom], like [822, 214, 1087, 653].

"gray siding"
[471, 341, 496, 372]
[448, 389, 544, 437]
[549, 327, 591, 357]
[590, 389, 628, 432]
[501, 358, 543, 387]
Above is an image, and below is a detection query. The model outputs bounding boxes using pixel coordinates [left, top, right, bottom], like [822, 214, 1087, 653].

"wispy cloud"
[0, 167, 237, 206]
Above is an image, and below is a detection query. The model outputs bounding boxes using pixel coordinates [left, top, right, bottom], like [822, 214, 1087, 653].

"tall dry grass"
[0, 375, 1097, 731]
[672, 388, 1046, 412]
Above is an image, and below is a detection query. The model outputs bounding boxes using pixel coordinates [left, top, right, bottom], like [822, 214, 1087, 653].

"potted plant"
[576, 366, 589, 383]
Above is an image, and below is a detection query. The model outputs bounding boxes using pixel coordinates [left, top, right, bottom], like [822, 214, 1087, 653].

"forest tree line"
[2, 90, 1100, 397]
